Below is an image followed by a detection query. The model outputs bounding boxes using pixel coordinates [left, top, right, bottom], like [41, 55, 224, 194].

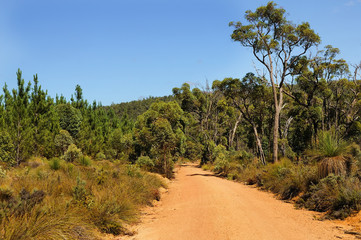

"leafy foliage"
[63, 144, 82, 162]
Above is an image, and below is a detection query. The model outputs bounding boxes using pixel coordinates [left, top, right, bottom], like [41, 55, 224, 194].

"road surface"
[125, 164, 356, 240]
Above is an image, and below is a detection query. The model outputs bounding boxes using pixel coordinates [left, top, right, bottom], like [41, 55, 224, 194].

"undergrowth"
[0, 158, 165, 239]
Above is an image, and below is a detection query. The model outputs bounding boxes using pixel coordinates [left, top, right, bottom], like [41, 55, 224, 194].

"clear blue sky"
[0, 0, 360, 105]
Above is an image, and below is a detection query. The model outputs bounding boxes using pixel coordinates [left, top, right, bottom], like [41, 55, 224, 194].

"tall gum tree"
[230, 1, 320, 162]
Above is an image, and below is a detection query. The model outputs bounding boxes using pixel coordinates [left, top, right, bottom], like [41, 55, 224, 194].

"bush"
[95, 152, 106, 161]
[212, 145, 231, 175]
[73, 177, 92, 206]
[151, 157, 174, 178]
[63, 144, 82, 162]
[79, 155, 92, 167]
[126, 164, 142, 178]
[49, 157, 62, 171]
[232, 150, 254, 163]
[184, 140, 203, 160]
[135, 156, 154, 171]
[238, 159, 318, 200]
[214, 157, 230, 175]
[54, 130, 74, 154]
[301, 174, 361, 219]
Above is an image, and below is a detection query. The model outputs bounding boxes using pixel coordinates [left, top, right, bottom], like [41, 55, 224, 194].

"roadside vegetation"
[1, 1, 361, 238]
[0, 157, 164, 239]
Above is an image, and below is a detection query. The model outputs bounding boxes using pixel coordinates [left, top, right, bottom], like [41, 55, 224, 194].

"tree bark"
[229, 112, 242, 150]
[252, 124, 266, 165]
[280, 117, 293, 157]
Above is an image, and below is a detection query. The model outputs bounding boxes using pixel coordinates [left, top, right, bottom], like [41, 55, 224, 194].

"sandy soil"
[122, 164, 359, 240]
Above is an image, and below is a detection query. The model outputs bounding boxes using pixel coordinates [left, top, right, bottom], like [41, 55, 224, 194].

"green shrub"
[79, 155, 92, 167]
[126, 164, 142, 178]
[135, 156, 154, 171]
[243, 159, 318, 200]
[152, 157, 174, 178]
[201, 163, 211, 171]
[214, 144, 227, 159]
[301, 174, 361, 219]
[54, 130, 74, 154]
[184, 140, 203, 160]
[214, 157, 230, 175]
[278, 164, 317, 200]
[232, 150, 254, 163]
[72, 177, 92, 206]
[63, 144, 82, 162]
[49, 157, 62, 170]
[260, 158, 293, 190]
[95, 152, 106, 161]
[213, 145, 230, 175]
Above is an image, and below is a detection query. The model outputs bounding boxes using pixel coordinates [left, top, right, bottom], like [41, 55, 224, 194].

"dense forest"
[107, 95, 176, 121]
[1, 1, 361, 239]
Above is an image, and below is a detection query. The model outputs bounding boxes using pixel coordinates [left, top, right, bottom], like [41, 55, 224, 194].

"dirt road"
[126, 164, 356, 240]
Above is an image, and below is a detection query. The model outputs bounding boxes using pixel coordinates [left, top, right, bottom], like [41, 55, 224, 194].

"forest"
[1, 1, 361, 239]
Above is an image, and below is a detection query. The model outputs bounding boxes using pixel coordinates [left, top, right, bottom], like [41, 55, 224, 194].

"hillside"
[106, 95, 176, 120]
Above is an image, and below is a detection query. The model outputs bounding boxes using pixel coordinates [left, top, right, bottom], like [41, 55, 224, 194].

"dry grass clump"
[318, 156, 348, 179]
[0, 203, 92, 240]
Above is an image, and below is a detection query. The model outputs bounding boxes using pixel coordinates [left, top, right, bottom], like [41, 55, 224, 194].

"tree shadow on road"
[186, 173, 217, 177]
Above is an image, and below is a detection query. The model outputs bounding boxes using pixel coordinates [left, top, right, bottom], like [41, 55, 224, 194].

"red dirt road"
[126, 164, 356, 240]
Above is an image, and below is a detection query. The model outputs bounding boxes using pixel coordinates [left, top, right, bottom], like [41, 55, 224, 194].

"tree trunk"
[267, 53, 281, 163]
[272, 89, 283, 163]
[229, 112, 242, 150]
[252, 124, 266, 165]
[280, 117, 293, 157]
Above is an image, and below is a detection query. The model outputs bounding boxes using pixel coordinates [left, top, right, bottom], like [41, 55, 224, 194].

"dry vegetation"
[0, 158, 165, 239]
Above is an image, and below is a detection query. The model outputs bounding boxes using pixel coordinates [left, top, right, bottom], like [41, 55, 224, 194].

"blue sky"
[0, 0, 360, 105]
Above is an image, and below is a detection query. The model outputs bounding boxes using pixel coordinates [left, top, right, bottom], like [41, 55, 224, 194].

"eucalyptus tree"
[214, 73, 270, 165]
[230, 1, 320, 162]
[134, 101, 185, 176]
[173, 83, 222, 163]
[289, 46, 356, 141]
